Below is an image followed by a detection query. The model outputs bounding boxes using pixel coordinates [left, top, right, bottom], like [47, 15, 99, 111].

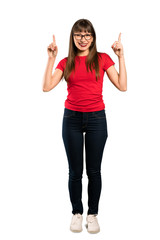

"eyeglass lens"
[74, 34, 92, 40]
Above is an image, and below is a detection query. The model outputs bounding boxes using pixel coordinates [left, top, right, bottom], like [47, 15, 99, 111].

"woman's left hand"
[111, 33, 124, 58]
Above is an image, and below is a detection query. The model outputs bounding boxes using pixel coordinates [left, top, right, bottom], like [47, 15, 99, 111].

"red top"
[55, 52, 115, 112]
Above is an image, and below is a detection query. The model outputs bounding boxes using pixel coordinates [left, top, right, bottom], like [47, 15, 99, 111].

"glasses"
[73, 33, 92, 41]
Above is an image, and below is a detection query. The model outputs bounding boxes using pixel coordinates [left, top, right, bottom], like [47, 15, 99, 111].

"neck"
[77, 49, 89, 56]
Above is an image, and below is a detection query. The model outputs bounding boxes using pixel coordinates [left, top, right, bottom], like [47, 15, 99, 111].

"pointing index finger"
[53, 34, 56, 44]
[118, 32, 121, 42]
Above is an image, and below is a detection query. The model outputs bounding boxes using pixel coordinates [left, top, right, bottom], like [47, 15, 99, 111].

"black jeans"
[62, 108, 108, 215]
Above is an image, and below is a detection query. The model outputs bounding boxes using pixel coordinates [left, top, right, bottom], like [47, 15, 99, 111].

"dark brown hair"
[63, 19, 101, 83]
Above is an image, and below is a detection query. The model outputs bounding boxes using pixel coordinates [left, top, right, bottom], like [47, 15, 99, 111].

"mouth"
[79, 43, 88, 47]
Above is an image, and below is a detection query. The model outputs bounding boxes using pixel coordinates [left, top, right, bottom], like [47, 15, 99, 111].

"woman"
[42, 19, 127, 234]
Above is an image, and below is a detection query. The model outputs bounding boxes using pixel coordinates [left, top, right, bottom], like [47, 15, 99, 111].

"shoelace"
[72, 214, 82, 224]
[87, 215, 97, 223]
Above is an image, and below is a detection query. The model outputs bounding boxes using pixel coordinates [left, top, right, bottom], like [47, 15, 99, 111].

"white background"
[0, 0, 160, 239]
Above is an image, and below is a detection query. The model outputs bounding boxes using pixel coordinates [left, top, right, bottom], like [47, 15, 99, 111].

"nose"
[81, 35, 85, 39]
[80, 36, 87, 43]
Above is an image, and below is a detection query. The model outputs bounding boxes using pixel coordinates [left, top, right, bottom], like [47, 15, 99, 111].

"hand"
[47, 34, 58, 58]
[111, 33, 124, 58]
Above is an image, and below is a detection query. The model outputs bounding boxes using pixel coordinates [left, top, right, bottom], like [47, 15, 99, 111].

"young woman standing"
[42, 19, 127, 234]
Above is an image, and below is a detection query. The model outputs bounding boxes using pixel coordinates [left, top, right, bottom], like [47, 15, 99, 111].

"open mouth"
[79, 43, 88, 47]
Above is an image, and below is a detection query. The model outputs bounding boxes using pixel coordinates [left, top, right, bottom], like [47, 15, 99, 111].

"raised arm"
[42, 35, 63, 92]
[106, 33, 127, 91]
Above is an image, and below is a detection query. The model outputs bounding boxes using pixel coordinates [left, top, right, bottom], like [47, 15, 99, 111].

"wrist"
[118, 55, 125, 60]
[48, 56, 56, 61]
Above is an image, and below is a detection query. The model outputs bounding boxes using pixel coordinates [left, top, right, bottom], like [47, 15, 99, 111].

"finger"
[112, 41, 119, 46]
[112, 43, 120, 50]
[48, 44, 52, 50]
[115, 42, 121, 47]
[111, 42, 117, 48]
[48, 44, 55, 51]
[112, 43, 118, 48]
[118, 32, 121, 42]
[53, 34, 56, 44]
[49, 44, 54, 50]
[116, 46, 121, 50]
[51, 43, 56, 50]
[115, 44, 121, 50]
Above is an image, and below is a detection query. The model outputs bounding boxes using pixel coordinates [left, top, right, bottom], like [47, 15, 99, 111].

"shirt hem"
[64, 102, 105, 112]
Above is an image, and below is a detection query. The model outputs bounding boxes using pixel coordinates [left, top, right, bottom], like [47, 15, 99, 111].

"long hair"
[63, 19, 101, 83]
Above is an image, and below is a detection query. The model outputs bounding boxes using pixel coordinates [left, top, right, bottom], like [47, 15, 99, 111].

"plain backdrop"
[0, 0, 160, 239]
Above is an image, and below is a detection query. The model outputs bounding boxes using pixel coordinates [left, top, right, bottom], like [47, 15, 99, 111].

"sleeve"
[55, 57, 67, 72]
[102, 53, 115, 71]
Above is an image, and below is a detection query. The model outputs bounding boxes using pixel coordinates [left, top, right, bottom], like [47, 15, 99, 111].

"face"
[73, 31, 94, 56]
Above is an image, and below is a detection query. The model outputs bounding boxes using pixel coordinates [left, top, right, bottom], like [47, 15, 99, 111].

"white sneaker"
[70, 213, 83, 233]
[86, 214, 100, 234]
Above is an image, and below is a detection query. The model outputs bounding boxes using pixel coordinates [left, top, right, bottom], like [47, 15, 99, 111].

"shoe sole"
[85, 224, 100, 234]
[70, 227, 83, 233]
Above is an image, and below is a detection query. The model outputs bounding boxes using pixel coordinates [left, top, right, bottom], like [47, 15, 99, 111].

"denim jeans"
[62, 108, 108, 215]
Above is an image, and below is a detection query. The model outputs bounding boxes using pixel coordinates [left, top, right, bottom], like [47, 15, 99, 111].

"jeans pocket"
[63, 108, 75, 118]
[92, 110, 106, 119]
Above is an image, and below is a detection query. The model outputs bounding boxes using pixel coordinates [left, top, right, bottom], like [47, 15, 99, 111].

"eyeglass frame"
[73, 33, 93, 41]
